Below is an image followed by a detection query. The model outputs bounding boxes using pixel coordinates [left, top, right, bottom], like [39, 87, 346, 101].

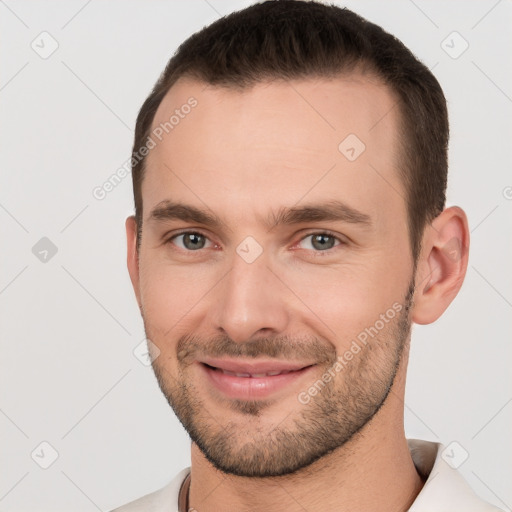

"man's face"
[129, 76, 416, 477]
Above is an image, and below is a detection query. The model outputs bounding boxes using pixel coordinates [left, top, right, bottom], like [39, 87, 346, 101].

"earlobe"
[412, 206, 470, 325]
[125, 216, 142, 310]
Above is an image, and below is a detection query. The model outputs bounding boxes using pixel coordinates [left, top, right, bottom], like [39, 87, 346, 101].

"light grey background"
[1, 1, 511, 510]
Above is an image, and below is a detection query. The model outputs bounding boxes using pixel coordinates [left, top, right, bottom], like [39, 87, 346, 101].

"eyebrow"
[148, 201, 224, 230]
[267, 201, 372, 230]
[148, 200, 372, 232]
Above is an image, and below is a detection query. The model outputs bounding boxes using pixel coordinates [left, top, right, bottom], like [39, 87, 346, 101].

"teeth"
[221, 370, 250, 377]
[219, 369, 296, 377]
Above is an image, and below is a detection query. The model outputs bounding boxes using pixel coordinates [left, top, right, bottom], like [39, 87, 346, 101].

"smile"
[198, 359, 316, 400]
[206, 364, 302, 378]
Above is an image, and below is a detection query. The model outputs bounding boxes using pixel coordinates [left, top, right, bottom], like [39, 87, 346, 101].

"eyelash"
[166, 231, 216, 250]
[166, 230, 346, 254]
[295, 230, 345, 253]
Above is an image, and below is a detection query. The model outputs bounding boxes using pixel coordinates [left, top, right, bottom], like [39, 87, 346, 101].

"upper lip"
[200, 358, 314, 374]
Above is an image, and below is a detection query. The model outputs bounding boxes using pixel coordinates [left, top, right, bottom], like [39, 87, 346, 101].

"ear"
[412, 206, 470, 325]
[126, 216, 142, 310]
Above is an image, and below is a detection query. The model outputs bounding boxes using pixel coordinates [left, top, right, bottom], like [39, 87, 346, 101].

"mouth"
[204, 364, 303, 378]
[198, 358, 316, 400]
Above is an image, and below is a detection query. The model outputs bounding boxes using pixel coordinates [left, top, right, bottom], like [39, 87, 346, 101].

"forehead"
[144, 76, 405, 228]
[151, 75, 399, 152]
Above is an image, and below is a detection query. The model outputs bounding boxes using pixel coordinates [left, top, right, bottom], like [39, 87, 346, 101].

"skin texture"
[126, 76, 469, 512]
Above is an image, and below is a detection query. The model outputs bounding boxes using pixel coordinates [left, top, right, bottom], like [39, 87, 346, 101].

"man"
[114, 1, 501, 510]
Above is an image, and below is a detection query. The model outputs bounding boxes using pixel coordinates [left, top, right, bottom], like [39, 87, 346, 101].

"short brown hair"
[131, 0, 448, 259]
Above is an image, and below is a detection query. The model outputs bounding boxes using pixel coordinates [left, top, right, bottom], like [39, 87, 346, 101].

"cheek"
[280, 257, 409, 347]
[138, 258, 218, 333]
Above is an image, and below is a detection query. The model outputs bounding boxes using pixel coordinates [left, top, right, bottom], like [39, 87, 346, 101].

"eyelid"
[303, 229, 345, 241]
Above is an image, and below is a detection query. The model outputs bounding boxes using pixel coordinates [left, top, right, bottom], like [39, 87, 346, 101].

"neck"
[187, 353, 423, 512]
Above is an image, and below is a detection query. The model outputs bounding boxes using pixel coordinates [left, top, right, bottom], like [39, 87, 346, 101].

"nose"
[207, 252, 291, 343]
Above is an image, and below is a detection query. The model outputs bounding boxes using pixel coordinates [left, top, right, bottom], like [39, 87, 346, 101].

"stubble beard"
[148, 280, 414, 478]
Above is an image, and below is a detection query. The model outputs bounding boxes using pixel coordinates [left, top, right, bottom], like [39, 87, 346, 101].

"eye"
[170, 232, 212, 251]
[298, 233, 341, 251]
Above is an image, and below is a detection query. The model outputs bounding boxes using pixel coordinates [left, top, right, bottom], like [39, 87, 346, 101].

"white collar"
[111, 439, 503, 511]
[408, 439, 502, 511]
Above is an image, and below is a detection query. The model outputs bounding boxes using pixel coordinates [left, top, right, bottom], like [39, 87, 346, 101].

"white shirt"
[111, 439, 504, 511]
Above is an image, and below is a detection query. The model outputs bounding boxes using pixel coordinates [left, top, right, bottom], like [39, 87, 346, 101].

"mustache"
[176, 333, 337, 366]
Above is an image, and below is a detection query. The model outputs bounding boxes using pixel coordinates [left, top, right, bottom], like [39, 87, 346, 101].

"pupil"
[312, 234, 334, 250]
[185, 233, 204, 250]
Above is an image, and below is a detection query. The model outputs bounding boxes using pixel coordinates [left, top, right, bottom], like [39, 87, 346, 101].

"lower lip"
[200, 363, 315, 400]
